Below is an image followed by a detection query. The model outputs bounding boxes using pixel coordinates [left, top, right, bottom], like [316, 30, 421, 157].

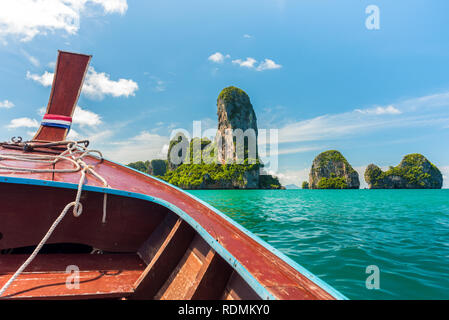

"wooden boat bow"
[33, 51, 91, 142]
[0, 51, 347, 300]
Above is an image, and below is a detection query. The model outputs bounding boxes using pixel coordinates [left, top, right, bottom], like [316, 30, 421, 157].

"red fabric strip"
[43, 114, 73, 122]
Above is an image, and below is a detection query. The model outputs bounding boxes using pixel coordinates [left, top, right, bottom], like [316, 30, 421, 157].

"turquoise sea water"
[188, 189, 449, 300]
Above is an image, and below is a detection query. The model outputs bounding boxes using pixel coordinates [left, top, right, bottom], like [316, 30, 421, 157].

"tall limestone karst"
[216, 86, 258, 163]
[159, 86, 283, 189]
[213, 86, 260, 189]
[309, 150, 360, 189]
[365, 153, 443, 189]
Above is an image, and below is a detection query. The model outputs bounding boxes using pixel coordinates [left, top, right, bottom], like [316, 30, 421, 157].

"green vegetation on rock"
[129, 135, 282, 190]
[316, 177, 348, 189]
[365, 153, 443, 189]
[217, 86, 248, 104]
[302, 181, 309, 189]
[159, 162, 261, 189]
[316, 150, 357, 175]
[309, 150, 360, 189]
[259, 174, 283, 190]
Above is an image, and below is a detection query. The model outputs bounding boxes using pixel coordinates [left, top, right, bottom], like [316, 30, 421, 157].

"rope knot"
[72, 201, 83, 217]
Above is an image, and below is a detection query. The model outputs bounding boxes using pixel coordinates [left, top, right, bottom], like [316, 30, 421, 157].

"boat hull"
[0, 155, 344, 300]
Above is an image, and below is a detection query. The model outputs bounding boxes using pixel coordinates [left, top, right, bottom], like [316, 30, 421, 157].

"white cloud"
[232, 57, 257, 69]
[21, 49, 40, 67]
[154, 80, 166, 92]
[67, 128, 80, 140]
[232, 57, 282, 71]
[243, 34, 253, 39]
[91, 0, 127, 14]
[82, 67, 138, 99]
[38, 106, 46, 115]
[208, 52, 230, 63]
[73, 105, 102, 127]
[28, 55, 40, 67]
[275, 145, 324, 156]
[47, 61, 56, 69]
[0, 0, 128, 42]
[27, 67, 138, 100]
[26, 70, 53, 86]
[0, 100, 14, 109]
[273, 168, 310, 186]
[355, 105, 402, 115]
[400, 91, 449, 111]
[256, 58, 282, 71]
[7, 117, 39, 129]
[274, 110, 449, 145]
[85, 129, 114, 144]
[102, 131, 169, 164]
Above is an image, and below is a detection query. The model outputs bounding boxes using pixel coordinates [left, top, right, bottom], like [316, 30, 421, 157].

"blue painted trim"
[41, 122, 71, 130]
[0, 159, 349, 300]
[116, 161, 349, 300]
[0, 175, 275, 300]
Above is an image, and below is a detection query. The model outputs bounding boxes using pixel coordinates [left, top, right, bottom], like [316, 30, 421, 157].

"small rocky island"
[129, 86, 282, 190]
[364, 153, 443, 189]
[309, 150, 360, 189]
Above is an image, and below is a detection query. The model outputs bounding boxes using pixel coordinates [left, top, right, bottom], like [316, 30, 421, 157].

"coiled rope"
[0, 140, 109, 297]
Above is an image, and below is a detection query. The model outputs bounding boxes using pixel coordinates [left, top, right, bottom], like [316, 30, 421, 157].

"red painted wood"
[0, 183, 167, 252]
[222, 272, 261, 300]
[0, 147, 336, 299]
[67, 157, 336, 300]
[0, 50, 337, 299]
[0, 148, 53, 181]
[33, 51, 91, 142]
[190, 253, 233, 300]
[0, 254, 145, 299]
[132, 219, 196, 299]
[155, 235, 211, 300]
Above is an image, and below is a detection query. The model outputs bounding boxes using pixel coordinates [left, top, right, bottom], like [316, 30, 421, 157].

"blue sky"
[1, 0, 449, 187]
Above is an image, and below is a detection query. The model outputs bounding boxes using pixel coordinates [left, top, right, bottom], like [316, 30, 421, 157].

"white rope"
[0, 141, 109, 297]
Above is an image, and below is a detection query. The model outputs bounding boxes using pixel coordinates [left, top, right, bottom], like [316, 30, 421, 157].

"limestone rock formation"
[365, 153, 443, 189]
[158, 86, 284, 190]
[309, 150, 360, 189]
[216, 86, 258, 163]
